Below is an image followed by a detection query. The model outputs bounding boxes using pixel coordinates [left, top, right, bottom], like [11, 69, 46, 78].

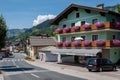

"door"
[102, 59, 113, 70]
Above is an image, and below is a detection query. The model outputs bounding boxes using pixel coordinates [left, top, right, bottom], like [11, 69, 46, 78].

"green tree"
[0, 15, 7, 50]
[115, 4, 120, 13]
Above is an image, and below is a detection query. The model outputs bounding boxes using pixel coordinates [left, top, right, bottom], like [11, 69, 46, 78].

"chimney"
[96, 4, 104, 9]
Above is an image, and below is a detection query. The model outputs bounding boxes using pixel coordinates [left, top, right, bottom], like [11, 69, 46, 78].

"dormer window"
[76, 12, 80, 18]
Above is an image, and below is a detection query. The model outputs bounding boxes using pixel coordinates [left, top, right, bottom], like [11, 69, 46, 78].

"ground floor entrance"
[52, 48, 120, 64]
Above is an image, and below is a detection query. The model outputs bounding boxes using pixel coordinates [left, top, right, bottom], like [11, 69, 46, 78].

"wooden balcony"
[56, 40, 120, 48]
[55, 22, 120, 34]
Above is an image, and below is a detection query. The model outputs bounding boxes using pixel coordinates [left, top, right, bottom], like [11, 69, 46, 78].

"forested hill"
[7, 19, 55, 41]
[105, 4, 120, 13]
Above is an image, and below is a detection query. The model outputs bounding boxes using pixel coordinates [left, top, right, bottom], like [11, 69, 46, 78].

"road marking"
[1, 59, 24, 62]
[12, 61, 19, 68]
[31, 73, 40, 78]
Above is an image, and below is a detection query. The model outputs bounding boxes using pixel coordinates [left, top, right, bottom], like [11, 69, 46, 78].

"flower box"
[64, 41, 71, 47]
[82, 24, 91, 29]
[112, 39, 120, 47]
[63, 27, 70, 33]
[114, 22, 120, 29]
[56, 42, 63, 47]
[94, 22, 105, 28]
[72, 41, 80, 47]
[95, 40, 105, 47]
[55, 28, 63, 34]
[83, 40, 91, 46]
[72, 26, 80, 32]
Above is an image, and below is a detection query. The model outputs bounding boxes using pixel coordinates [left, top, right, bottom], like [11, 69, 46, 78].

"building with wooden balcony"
[51, 4, 120, 63]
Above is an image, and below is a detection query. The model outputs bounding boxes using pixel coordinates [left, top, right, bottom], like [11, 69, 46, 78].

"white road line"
[30, 73, 40, 78]
[1, 59, 24, 62]
[12, 61, 19, 68]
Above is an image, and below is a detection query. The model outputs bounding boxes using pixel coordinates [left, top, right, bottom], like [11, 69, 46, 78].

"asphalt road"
[0, 53, 87, 80]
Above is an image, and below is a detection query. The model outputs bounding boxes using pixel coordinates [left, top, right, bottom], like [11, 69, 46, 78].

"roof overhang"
[51, 48, 102, 56]
[51, 4, 120, 25]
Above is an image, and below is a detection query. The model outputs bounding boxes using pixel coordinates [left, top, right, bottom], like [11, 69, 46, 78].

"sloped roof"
[51, 4, 120, 25]
[39, 46, 57, 52]
[29, 36, 56, 46]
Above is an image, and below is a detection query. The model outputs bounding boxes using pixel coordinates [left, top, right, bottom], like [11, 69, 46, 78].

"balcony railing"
[55, 22, 120, 34]
[56, 40, 120, 47]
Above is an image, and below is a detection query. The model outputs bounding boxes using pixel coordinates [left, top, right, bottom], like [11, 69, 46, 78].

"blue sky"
[0, 0, 120, 29]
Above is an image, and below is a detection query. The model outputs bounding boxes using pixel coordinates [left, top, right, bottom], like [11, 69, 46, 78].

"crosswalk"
[0, 59, 25, 62]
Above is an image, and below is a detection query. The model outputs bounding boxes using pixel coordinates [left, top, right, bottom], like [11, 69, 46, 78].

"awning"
[51, 48, 102, 56]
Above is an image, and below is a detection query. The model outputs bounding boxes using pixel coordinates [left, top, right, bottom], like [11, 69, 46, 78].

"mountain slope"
[7, 29, 27, 38]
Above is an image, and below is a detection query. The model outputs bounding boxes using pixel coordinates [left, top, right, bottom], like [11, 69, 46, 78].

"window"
[112, 35, 116, 40]
[92, 19, 98, 24]
[92, 35, 98, 41]
[111, 19, 115, 23]
[62, 36, 66, 42]
[81, 36, 85, 40]
[71, 23, 75, 27]
[63, 24, 66, 28]
[81, 21, 85, 26]
[71, 36, 75, 41]
[76, 12, 80, 18]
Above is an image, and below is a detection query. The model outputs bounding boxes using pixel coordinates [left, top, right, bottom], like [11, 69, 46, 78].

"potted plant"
[55, 28, 62, 34]
[112, 39, 120, 47]
[56, 42, 63, 47]
[114, 22, 120, 29]
[63, 27, 70, 33]
[64, 41, 71, 47]
[82, 24, 91, 29]
[83, 40, 91, 46]
[94, 22, 105, 28]
[72, 26, 80, 32]
[95, 40, 105, 47]
[72, 41, 80, 47]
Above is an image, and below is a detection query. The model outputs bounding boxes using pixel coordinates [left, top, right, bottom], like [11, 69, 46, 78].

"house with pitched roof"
[26, 35, 56, 59]
[51, 4, 120, 64]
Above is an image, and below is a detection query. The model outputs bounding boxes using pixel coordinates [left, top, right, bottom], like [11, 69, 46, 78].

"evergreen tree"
[0, 15, 7, 50]
[115, 4, 120, 13]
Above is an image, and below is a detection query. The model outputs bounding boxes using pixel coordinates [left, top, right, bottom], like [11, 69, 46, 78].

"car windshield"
[88, 59, 96, 64]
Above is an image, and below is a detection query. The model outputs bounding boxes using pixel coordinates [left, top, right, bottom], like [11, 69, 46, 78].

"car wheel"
[88, 69, 92, 72]
[99, 67, 102, 72]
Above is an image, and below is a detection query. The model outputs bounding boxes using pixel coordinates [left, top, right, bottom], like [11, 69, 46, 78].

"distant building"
[26, 35, 56, 59]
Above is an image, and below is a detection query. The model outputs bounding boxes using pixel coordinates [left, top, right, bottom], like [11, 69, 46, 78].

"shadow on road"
[0, 66, 34, 72]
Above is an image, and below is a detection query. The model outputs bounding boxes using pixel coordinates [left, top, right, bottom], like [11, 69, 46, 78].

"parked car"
[86, 58, 116, 72]
[8, 53, 14, 58]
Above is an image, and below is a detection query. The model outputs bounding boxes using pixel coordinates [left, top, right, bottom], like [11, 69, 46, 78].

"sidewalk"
[0, 74, 4, 80]
[25, 59, 120, 80]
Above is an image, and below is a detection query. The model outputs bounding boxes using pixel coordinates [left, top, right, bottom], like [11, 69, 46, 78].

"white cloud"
[33, 14, 56, 26]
